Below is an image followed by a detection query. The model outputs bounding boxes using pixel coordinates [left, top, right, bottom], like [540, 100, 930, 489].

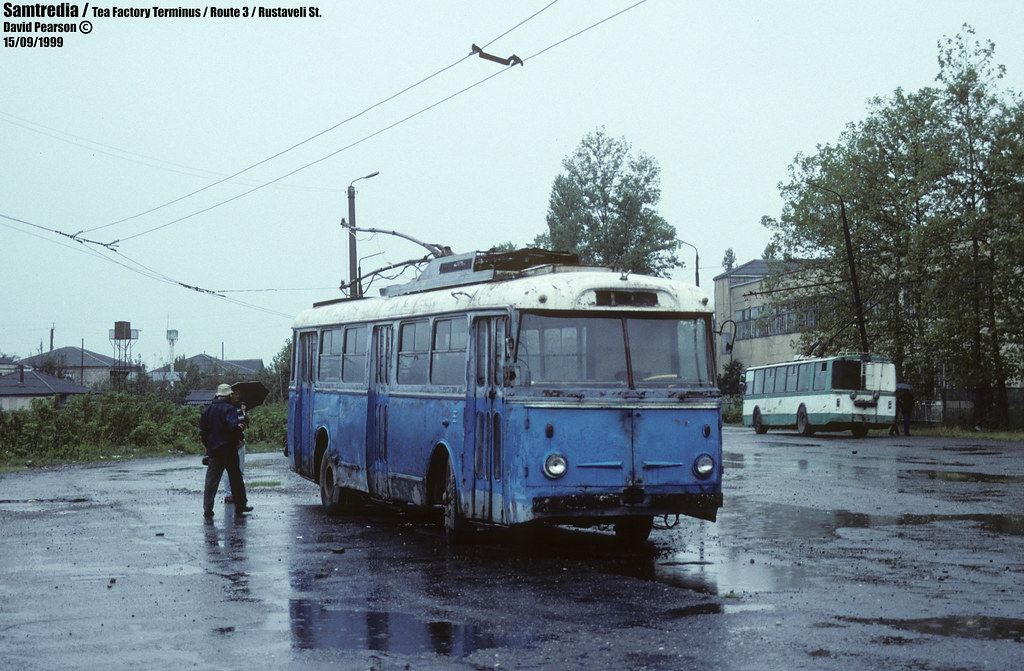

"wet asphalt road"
[1, 426, 1022, 670]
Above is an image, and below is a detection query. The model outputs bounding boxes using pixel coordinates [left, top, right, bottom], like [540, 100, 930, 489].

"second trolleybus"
[742, 354, 897, 437]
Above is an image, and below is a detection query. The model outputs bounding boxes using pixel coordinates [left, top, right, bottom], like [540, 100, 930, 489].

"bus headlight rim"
[693, 453, 715, 479]
[543, 452, 568, 479]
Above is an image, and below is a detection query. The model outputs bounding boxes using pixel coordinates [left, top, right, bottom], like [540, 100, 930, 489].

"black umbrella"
[231, 380, 269, 409]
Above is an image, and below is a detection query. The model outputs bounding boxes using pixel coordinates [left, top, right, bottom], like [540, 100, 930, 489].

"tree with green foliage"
[722, 248, 737, 273]
[535, 127, 680, 276]
[761, 25, 1023, 425]
[258, 339, 292, 404]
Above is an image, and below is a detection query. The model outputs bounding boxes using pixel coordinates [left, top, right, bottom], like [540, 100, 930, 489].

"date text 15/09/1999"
[5, 36, 65, 47]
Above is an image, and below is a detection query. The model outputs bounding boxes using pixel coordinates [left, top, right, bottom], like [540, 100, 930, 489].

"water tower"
[108, 321, 139, 391]
[167, 329, 178, 369]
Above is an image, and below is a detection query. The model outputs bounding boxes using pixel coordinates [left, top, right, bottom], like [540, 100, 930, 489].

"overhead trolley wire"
[4, 0, 648, 318]
[79, 1, 563, 239]
[3, 213, 293, 319]
[106, 0, 646, 246]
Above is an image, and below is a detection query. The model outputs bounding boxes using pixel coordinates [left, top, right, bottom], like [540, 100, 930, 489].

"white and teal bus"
[742, 354, 896, 437]
[287, 249, 723, 544]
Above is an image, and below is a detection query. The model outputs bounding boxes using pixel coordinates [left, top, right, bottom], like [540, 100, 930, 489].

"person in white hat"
[199, 383, 252, 517]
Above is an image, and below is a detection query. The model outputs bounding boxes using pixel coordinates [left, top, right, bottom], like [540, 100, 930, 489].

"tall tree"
[536, 127, 680, 276]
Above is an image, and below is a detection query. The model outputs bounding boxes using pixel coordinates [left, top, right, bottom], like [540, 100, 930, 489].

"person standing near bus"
[221, 387, 247, 503]
[896, 384, 915, 437]
[201, 384, 252, 518]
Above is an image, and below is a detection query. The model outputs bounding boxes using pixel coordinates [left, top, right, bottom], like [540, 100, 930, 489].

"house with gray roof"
[151, 353, 264, 378]
[17, 347, 141, 388]
[0, 367, 88, 411]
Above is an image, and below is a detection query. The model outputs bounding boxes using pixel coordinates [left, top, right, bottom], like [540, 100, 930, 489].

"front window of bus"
[513, 312, 714, 390]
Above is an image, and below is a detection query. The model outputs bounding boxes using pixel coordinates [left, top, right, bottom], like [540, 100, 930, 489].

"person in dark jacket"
[201, 384, 252, 518]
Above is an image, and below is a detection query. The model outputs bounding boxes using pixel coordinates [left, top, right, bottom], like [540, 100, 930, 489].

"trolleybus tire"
[851, 425, 869, 438]
[614, 516, 654, 544]
[320, 458, 363, 515]
[797, 405, 814, 436]
[319, 457, 343, 515]
[753, 408, 768, 434]
[443, 461, 470, 544]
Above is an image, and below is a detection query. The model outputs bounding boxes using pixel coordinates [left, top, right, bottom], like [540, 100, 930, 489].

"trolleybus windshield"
[514, 312, 714, 389]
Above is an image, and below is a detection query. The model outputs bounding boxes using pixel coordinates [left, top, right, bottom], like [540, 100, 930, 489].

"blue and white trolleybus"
[286, 249, 723, 543]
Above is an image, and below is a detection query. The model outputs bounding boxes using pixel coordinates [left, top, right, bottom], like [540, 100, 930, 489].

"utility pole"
[345, 171, 379, 299]
[808, 182, 869, 354]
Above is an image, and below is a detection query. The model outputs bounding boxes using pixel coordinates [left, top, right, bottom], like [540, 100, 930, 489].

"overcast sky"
[3, 0, 1022, 371]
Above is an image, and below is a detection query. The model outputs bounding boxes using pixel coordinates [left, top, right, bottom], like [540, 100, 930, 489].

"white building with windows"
[713, 259, 806, 375]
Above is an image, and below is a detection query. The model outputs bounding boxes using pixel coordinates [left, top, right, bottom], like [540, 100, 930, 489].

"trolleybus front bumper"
[532, 490, 722, 523]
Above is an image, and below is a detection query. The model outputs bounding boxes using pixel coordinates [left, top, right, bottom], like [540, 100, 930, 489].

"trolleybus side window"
[342, 325, 368, 383]
[398, 320, 429, 385]
[797, 362, 812, 391]
[753, 368, 764, 394]
[318, 328, 342, 381]
[785, 364, 800, 392]
[813, 361, 828, 390]
[431, 317, 468, 386]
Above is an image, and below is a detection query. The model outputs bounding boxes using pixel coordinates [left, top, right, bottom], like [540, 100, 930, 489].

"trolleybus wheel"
[443, 461, 470, 544]
[319, 457, 342, 515]
[320, 458, 362, 515]
[614, 516, 653, 545]
[753, 408, 768, 434]
[851, 425, 869, 438]
[797, 405, 814, 436]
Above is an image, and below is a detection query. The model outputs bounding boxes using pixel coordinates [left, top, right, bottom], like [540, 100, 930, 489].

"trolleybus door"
[293, 331, 317, 476]
[367, 324, 392, 499]
[470, 316, 506, 524]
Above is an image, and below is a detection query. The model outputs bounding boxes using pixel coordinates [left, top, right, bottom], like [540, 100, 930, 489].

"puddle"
[142, 564, 205, 577]
[900, 469, 1024, 484]
[832, 510, 1024, 537]
[0, 497, 90, 504]
[289, 601, 533, 657]
[840, 615, 1024, 642]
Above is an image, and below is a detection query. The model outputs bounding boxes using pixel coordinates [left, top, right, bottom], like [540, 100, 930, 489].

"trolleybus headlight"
[693, 453, 715, 479]
[543, 453, 568, 479]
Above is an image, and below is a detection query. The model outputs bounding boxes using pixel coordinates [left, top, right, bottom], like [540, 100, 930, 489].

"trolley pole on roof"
[345, 171, 379, 299]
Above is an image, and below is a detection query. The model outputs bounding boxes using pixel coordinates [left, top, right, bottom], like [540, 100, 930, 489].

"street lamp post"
[676, 239, 699, 286]
[345, 171, 379, 299]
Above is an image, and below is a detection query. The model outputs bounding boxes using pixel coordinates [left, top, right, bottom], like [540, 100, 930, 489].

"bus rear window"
[831, 359, 862, 390]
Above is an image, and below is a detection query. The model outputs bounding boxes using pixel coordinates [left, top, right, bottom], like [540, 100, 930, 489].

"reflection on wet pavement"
[839, 615, 1024, 642]
[289, 601, 534, 656]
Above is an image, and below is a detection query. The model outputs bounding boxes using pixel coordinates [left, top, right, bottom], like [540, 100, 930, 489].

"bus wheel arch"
[428, 444, 469, 544]
[753, 408, 768, 434]
[426, 445, 452, 507]
[797, 405, 814, 436]
[317, 431, 364, 514]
